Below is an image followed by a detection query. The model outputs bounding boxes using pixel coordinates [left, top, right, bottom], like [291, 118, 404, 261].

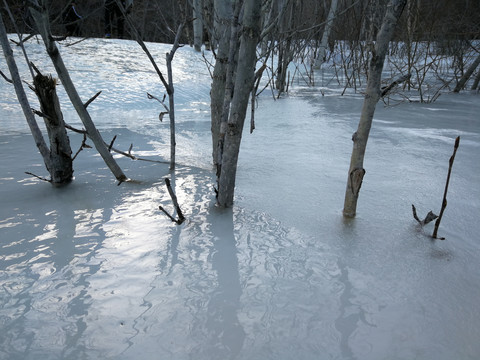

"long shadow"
[201, 206, 246, 359]
[0, 175, 118, 359]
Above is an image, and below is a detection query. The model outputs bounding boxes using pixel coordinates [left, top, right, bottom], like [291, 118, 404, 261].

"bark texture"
[343, 0, 407, 217]
[210, 0, 234, 164]
[217, 0, 262, 207]
[34, 73, 73, 184]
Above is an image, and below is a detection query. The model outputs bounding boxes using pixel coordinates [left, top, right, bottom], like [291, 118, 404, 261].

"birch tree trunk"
[313, 0, 338, 69]
[217, 0, 262, 207]
[193, 0, 203, 51]
[343, 0, 407, 218]
[29, 2, 127, 183]
[0, 11, 52, 173]
[453, 53, 480, 93]
[210, 0, 234, 164]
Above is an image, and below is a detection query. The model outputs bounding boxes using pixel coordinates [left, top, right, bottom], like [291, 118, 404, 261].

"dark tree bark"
[33, 73, 73, 184]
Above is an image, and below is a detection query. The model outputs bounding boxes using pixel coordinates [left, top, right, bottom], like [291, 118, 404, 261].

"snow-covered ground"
[1, 37, 479, 360]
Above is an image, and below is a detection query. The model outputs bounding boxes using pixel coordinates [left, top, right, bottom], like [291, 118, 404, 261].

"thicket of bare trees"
[2, 0, 479, 215]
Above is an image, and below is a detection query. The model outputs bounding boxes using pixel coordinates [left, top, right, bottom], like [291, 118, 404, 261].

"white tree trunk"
[30, 3, 127, 183]
[217, 0, 262, 207]
[314, 0, 338, 69]
[193, 0, 203, 51]
[343, 0, 407, 218]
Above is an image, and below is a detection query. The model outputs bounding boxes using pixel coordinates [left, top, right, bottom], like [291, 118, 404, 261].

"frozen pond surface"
[1, 37, 480, 359]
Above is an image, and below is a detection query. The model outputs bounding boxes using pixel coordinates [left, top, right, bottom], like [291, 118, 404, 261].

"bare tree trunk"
[193, 0, 203, 51]
[314, 0, 338, 69]
[210, 0, 234, 164]
[33, 73, 73, 184]
[471, 68, 480, 90]
[0, 11, 52, 173]
[215, 0, 242, 169]
[343, 0, 407, 218]
[166, 23, 185, 170]
[29, 2, 127, 183]
[217, 0, 262, 207]
[453, 53, 480, 93]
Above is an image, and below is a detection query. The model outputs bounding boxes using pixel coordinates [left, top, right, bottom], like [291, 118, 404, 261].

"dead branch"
[84, 91, 101, 108]
[64, 122, 169, 164]
[147, 92, 170, 112]
[72, 133, 91, 161]
[159, 178, 185, 225]
[25, 171, 51, 183]
[0, 69, 12, 83]
[158, 205, 178, 223]
[381, 73, 411, 97]
[412, 204, 438, 226]
[108, 135, 117, 152]
[432, 136, 460, 240]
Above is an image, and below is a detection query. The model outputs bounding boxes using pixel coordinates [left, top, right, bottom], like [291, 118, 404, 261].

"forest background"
[3, 0, 480, 45]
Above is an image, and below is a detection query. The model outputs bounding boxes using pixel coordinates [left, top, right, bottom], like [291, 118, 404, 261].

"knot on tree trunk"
[350, 167, 365, 196]
[227, 122, 240, 136]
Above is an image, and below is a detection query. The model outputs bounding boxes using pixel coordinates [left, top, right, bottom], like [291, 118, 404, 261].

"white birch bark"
[217, 0, 262, 207]
[314, 0, 338, 69]
[30, 3, 127, 183]
[343, 0, 407, 218]
[193, 0, 203, 51]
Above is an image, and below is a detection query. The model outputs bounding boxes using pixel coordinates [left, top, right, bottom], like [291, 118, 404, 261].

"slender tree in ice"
[343, 0, 407, 218]
[216, 0, 262, 207]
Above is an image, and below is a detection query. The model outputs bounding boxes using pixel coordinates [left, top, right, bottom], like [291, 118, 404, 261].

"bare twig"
[25, 171, 51, 182]
[108, 135, 117, 152]
[158, 205, 178, 223]
[147, 92, 170, 112]
[412, 204, 438, 226]
[432, 136, 460, 240]
[64, 123, 169, 164]
[84, 91, 102, 108]
[0, 69, 12, 83]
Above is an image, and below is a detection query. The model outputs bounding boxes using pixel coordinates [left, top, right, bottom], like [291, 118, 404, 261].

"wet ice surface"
[1, 37, 480, 359]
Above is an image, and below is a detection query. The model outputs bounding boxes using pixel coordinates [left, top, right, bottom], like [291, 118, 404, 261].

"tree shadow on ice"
[0, 176, 118, 359]
[192, 206, 246, 359]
